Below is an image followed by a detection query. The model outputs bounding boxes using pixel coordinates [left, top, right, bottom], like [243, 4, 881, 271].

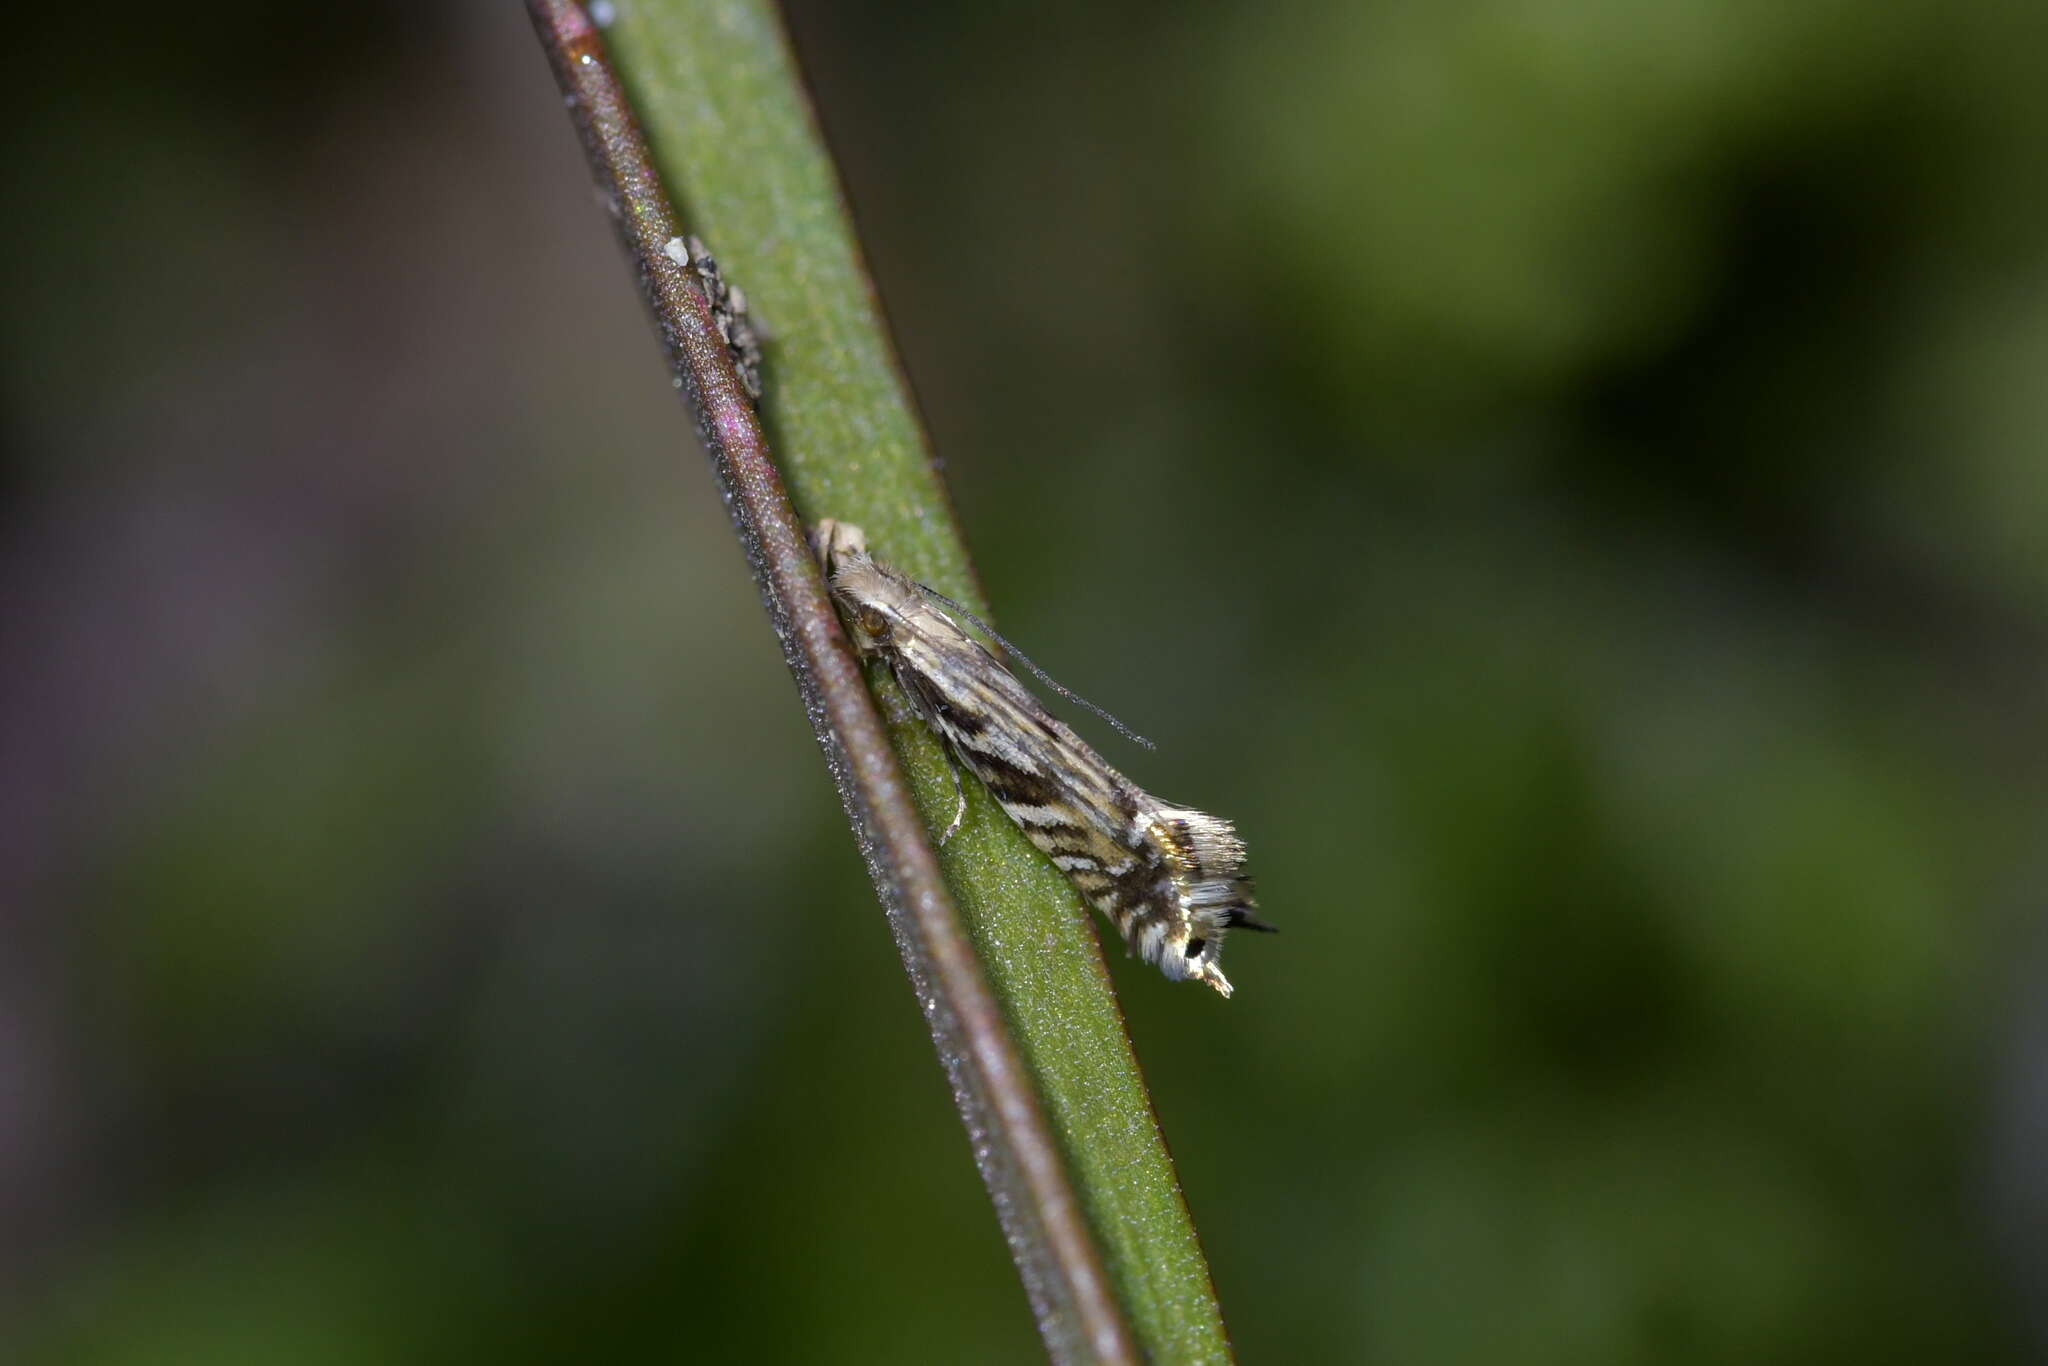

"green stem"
[528, 3, 1232, 1360]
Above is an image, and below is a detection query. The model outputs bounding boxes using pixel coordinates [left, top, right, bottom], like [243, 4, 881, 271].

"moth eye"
[858, 606, 891, 639]
[1184, 937, 1206, 959]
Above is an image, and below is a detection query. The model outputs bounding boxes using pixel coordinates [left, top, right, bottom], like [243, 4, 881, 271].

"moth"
[814, 519, 1272, 997]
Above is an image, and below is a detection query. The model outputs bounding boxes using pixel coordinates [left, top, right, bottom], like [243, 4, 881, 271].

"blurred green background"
[4, 0, 2045, 1361]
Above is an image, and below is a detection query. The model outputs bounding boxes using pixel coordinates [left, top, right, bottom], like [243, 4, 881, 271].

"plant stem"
[528, 3, 1232, 1360]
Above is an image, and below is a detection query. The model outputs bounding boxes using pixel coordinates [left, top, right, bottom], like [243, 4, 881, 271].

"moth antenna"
[912, 582, 1156, 751]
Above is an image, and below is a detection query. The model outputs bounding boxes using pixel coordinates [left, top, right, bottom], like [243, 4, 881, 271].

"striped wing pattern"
[819, 526, 1267, 997]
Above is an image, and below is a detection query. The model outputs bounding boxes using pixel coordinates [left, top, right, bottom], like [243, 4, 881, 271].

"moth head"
[826, 562, 923, 660]
[812, 520, 901, 654]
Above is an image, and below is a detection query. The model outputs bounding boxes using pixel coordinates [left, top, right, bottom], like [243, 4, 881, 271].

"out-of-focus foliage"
[2, 1, 2043, 1363]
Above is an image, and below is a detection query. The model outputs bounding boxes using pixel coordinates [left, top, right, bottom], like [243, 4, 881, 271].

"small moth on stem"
[814, 520, 1272, 997]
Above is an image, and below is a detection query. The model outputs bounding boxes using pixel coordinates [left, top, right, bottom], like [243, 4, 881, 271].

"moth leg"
[935, 750, 968, 847]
